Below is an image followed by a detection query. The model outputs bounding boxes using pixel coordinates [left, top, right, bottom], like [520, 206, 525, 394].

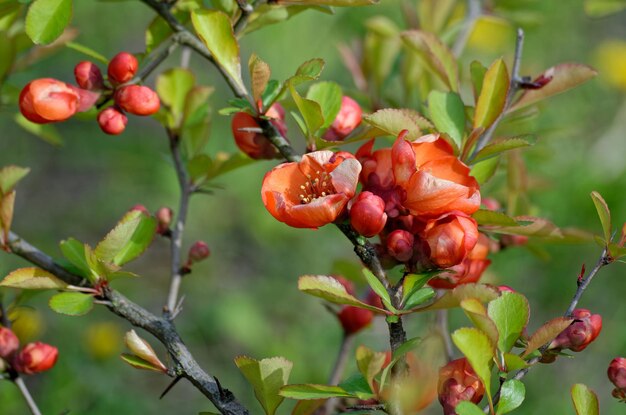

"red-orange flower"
[13, 342, 58, 375]
[438, 358, 485, 415]
[262, 151, 361, 228]
[421, 212, 479, 268]
[429, 233, 491, 289]
[19, 78, 80, 123]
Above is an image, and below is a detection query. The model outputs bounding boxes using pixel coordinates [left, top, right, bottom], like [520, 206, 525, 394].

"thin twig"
[451, 0, 482, 57]
[484, 247, 611, 412]
[165, 130, 192, 317]
[6, 232, 250, 415]
[323, 333, 355, 414]
[470, 28, 525, 161]
[14, 377, 42, 415]
[436, 309, 454, 362]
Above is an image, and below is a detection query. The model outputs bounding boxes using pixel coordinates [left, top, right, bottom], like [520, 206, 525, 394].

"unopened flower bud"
[129, 204, 150, 216]
[332, 276, 355, 296]
[115, 85, 160, 116]
[0, 327, 19, 359]
[107, 52, 138, 84]
[438, 358, 485, 415]
[155, 207, 173, 235]
[365, 289, 384, 309]
[481, 198, 501, 211]
[498, 285, 515, 293]
[323, 96, 362, 141]
[608, 357, 626, 390]
[501, 234, 529, 247]
[350, 191, 387, 237]
[124, 330, 167, 372]
[231, 112, 279, 160]
[188, 241, 210, 263]
[19, 78, 80, 123]
[13, 342, 58, 374]
[265, 103, 288, 137]
[386, 229, 414, 262]
[422, 213, 479, 269]
[74, 61, 104, 90]
[337, 306, 373, 335]
[549, 309, 602, 352]
[97, 107, 127, 135]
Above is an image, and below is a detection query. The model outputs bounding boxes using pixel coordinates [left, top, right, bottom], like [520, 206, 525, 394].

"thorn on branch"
[159, 375, 184, 399]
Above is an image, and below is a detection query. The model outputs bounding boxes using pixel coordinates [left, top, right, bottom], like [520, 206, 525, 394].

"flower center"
[299, 170, 334, 204]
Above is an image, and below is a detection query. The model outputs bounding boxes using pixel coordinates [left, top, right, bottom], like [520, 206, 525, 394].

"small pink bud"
[74, 61, 104, 90]
[155, 207, 173, 235]
[323, 96, 362, 141]
[13, 342, 58, 374]
[386, 230, 414, 262]
[115, 85, 160, 116]
[498, 285, 515, 293]
[0, 327, 19, 359]
[107, 52, 138, 84]
[129, 204, 150, 216]
[97, 107, 127, 135]
[549, 309, 602, 352]
[608, 357, 626, 390]
[482, 198, 501, 211]
[188, 241, 210, 263]
[350, 191, 387, 237]
[337, 306, 373, 335]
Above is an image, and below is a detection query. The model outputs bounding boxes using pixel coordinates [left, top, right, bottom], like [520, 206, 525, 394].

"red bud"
[74, 61, 104, 90]
[337, 306, 373, 335]
[155, 207, 173, 235]
[350, 191, 387, 237]
[188, 241, 210, 263]
[0, 327, 19, 359]
[13, 342, 58, 374]
[549, 309, 602, 352]
[19, 78, 80, 123]
[129, 204, 150, 216]
[608, 357, 626, 390]
[231, 112, 279, 160]
[438, 358, 485, 415]
[97, 107, 127, 135]
[386, 229, 414, 262]
[107, 52, 138, 84]
[323, 96, 362, 141]
[114, 85, 160, 116]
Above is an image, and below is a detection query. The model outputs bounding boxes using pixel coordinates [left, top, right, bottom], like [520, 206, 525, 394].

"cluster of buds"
[437, 358, 485, 415]
[352, 131, 485, 288]
[19, 52, 160, 136]
[231, 103, 288, 159]
[0, 326, 58, 375]
[608, 357, 626, 401]
[540, 309, 603, 363]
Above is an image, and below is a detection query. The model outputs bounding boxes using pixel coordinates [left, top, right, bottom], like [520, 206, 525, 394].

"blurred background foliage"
[0, 0, 625, 414]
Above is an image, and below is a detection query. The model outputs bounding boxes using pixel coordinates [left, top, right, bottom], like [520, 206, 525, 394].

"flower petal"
[288, 193, 349, 228]
[403, 171, 480, 217]
[330, 158, 361, 197]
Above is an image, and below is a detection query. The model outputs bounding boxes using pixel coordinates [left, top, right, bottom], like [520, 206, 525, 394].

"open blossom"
[13, 342, 58, 374]
[438, 358, 485, 415]
[262, 151, 361, 228]
[357, 132, 480, 219]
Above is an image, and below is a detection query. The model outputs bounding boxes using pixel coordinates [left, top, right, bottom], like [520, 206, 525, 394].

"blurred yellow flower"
[467, 16, 515, 54]
[9, 307, 43, 343]
[594, 40, 626, 91]
[84, 322, 123, 360]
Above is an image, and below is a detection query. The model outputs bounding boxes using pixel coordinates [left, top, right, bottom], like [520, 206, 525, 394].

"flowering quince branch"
[5, 232, 250, 415]
[485, 246, 612, 412]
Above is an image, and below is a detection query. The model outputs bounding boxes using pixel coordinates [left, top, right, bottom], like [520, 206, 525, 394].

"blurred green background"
[1, 0, 626, 414]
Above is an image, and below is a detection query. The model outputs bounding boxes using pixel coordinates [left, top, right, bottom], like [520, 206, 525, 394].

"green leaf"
[306, 81, 342, 130]
[49, 292, 94, 316]
[470, 60, 487, 103]
[590, 191, 611, 243]
[95, 210, 157, 266]
[338, 374, 375, 400]
[261, 80, 281, 110]
[452, 327, 495, 405]
[571, 384, 599, 415]
[455, 401, 485, 415]
[401, 30, 459, 91]
[242, 5, 331, 36]
[249, 54, 271, 104]
[403, 287, 435, 310]
[295, 58, 325, 78]
[503, 353, 527, 372]
[182, 85, 214, 159]
[25, 0, 73, 45]
[401, 272, 436, 307]
[278, 0, 377, 5]
[427, 90, 466, 148]
[419, 283, 500, 312]
[487, 292, 530, 353]
[363, 108, 432, 140]
[0, 32, 15, 81]
[496, 380, 525, 414]
[363, 16, 401, 89]
[290, 84, 324, 138]
[584, 0, 626, 17]
[471, 156, 500, 185]
[15, 113, 63, 146]
[482, 216, 563, 238]
[65, 41, 108, 64]
[472, 138, 532, 163]
[473, 209, 519, 227]
[191, 9, 245, 94]
[59, 238, 91, 277]
[0, 165, 30, 194]
[0, 267, 68, 290]
[474, 58, 509, 130]
[157, 68, 196, 129]
[510, 64, 597, 111]
[297, 275, 385, 313]
[523, 317, 573, 357]
[355, 345, 386, 392]
[120, 353, 166, 372]
[362, 269, 394, 312]
[235, 356, 293, 415]
[460, 298, 499, 347]
[0, 191, 15, 244]
[378, 337, 421, 390]
[291, 400, 325, 415]
[279, 384, 354, 400]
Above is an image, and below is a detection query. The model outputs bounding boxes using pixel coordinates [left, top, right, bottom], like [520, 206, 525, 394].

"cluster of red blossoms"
[261, 127, 486, 289]
[0, 326, 58, 375]
[19, 52, 160, 135]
